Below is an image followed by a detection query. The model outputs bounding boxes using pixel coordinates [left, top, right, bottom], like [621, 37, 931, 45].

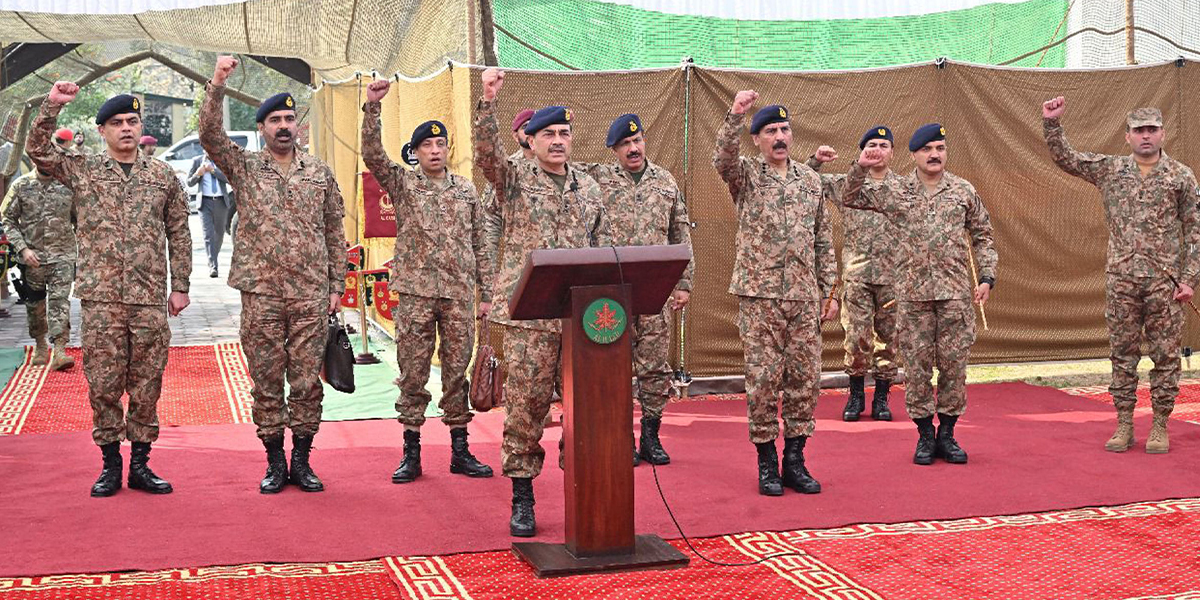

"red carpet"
[3, 382, 1200, 578]
[0, 343, 253, 436]
[1063, 377, 1200, 424]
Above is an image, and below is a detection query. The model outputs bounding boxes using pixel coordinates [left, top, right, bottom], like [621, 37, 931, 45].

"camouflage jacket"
[713, 111, 836, 301]
[362, 101, 485, 302]
[200, 82, 346, 300]
[479, 150, 526, 303]
[1044, 118, 1200, 286]
[26, 101, 191, 305]
[2, 173, 77, 265]
[842, 162, 997, 301]
[578, 160, 694, 292]
[473, 98, 606, 331]
[809, 159, 898, 285]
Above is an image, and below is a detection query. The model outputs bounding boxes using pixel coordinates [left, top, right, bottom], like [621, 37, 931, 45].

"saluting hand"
[48, 81, 79, 105]
[213, 56, 239, 87]
[482, 68, 504, 101]
[731, 90, 758, 115]
[366, 79, 391, 103]
[813, 145, 838, 163]
[1042, 96, 1066, 120]
[858, 147, 886, 168]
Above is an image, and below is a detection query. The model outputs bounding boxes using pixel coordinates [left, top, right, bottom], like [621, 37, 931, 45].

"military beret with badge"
[95, 94, 140, 125]
[605, 113, 643, 148]
[400, 120, 448, 166]
[256, 92, 296, 123]
[908, 123, 946, 152]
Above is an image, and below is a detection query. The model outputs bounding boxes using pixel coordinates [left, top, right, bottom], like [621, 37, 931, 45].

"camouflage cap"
[1127, 107, 1163, 129]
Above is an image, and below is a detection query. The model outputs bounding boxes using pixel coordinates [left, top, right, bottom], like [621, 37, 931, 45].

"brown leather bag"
[470, 338, 505, 412]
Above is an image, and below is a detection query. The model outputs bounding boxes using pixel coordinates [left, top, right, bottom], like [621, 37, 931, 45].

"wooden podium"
[508, 244, 692, 577]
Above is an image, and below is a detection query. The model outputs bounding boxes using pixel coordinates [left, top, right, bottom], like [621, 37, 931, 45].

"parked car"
[160, 131, 261, 213]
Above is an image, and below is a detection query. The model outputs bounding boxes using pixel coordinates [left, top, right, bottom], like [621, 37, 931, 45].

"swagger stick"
[1163, 271, 1200, 318]
[966, 237, 990, 331]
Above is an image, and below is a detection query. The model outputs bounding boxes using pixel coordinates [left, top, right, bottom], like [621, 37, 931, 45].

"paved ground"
[0, 213, 241, 349]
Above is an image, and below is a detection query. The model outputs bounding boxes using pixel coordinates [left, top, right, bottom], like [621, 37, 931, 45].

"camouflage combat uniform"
[200, 82, 347, 441]
[810, 163, 900, 381]
[2, 173, 77, 345]
[473, 98, 605, 479]
[842, 162, 997, 419]
[361, 100, 486, 428]
[713, 111, 837, 443]
[581, 161, 693, 419]
[1044, 117, 1200, 420]
[478, 150, 525, 305]
[26, 101, 192, 446]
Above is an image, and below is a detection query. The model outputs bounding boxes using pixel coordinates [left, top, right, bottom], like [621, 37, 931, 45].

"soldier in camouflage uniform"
[28, 84, 192, 497]
[713, 90, 839, 497]
[846, 123, 997, 466]
[2, 170, 77, 370]
[578, 113, 694, 466]
[360, 79, 493, 484]
[202, 57, 347, 494]
[474, 68, 606, 537]
[808, 126, 902, 423]
[1043, 97, 1200, 454]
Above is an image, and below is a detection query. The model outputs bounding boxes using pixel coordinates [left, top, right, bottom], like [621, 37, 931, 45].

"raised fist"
[47, 81, 79, 105]
[366, 79, 391, 103]
[1042, 96, 1066, 120]
[813, 145, 838, 163]
[732, 90, 759, 115]
[858, 147, 887, 168]
[213, 56, 239, 87]
[482, 68, 504, 102]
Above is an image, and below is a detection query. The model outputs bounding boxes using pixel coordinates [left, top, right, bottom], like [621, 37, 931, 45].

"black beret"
[909, 123, 946, 152]
[859, 125, 894, 149]
[400, 120, 448, 166]
[95, 94, 140, 125]
[256, 92, 296, 123]
[524, 106, 571, 136]
[750, 105, 789, 135]
[606, 113, 643, 148]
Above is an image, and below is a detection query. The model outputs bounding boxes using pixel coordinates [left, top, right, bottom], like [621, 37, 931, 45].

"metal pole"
[1126, 0, 1136, 65]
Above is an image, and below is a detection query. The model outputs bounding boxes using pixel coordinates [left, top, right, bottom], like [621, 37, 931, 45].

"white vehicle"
[160, 131, 261, 213]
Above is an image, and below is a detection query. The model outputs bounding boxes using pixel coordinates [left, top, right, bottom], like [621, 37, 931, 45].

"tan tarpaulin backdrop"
[310, 59, 1200, 378]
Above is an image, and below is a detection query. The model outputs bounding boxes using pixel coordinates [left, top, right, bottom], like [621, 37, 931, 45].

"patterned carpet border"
[214, 342, 254, 425]
[0, 560, 385, 593]
[0, 347, 48, 435]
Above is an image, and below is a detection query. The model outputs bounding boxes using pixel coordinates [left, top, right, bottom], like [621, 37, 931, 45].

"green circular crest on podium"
[582, 298, 627, 344]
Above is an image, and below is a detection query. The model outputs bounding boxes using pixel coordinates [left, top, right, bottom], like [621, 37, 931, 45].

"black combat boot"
[392, 429, 422, 483]
[127, 442, 173, 494]
[870, 379, 893, 421]
[913, 416, 936, 465]
[632, 437, 640, 466]
[935, 414, 969, 464]
[289, 434, 325, 492]
[755, 441, 784, 496]
[781, 436, 821, 494]
[260, 436, 288, 494]
[510, 477, 536, 537]
[449, 428, 493, 477]
[90, 442, 123, 497]
[638, 416, 671, 465]
[842, 376, 866, 421]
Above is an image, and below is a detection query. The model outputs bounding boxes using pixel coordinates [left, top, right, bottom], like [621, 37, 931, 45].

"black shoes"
[871, 379, 893, 421]
[842, 376, 866, 421]
[260, 436, 288, 494]
[935, 414, 969, 464]
[638, 416, 671, 465]
[289, 434, 324, 492]
[510, 477, 536, 537]
[127, 442, 173, 494]
[781, 436, 821, 494]
[755, 441, 783, 496]
[449, 428, 493, 477]
[914, 416, 936, 465]
[392, 429, 422, 483]
[90, 442, 123, 497]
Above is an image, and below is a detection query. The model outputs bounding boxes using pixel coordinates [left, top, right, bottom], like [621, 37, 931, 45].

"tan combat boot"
[1104, 411, 1135, 452]
[1145, 413, 1170, 454]
[50, 341, 75, 371]
[31, 336, 49, 366]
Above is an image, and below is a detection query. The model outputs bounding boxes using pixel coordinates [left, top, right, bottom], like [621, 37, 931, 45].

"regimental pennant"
[359, 269, 389, 307]
[347, 244, 365, 272]
[373, 281, 397, 321]
[341, 272, 360, 308]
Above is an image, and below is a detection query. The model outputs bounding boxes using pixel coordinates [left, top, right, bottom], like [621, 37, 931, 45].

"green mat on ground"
[320, 332, 443, 422]
[0, 347, 25, 389]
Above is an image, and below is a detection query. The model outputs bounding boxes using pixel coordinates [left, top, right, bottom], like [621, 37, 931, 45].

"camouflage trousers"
[500, 326, 561, 479]
[632, 305, 673, 419]
[81, 301, 169, 446]
[23, 261, 74, 344]
[898, 299, 976, 419]
[240, 292, 327, 440]
[841, 280, 898, 380]
[738, 297, 822, 443]
[392, 294, 474, 428]
[1105, 274, 1183, 416]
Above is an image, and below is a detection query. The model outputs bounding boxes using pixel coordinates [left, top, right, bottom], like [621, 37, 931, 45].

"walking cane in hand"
[966, 237, 989, 331]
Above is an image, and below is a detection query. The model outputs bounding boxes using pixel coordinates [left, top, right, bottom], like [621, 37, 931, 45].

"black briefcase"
[322, 313, 355, 393]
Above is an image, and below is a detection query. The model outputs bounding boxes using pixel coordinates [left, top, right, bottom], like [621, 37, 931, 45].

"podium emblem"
[583, 298, 626, 344]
